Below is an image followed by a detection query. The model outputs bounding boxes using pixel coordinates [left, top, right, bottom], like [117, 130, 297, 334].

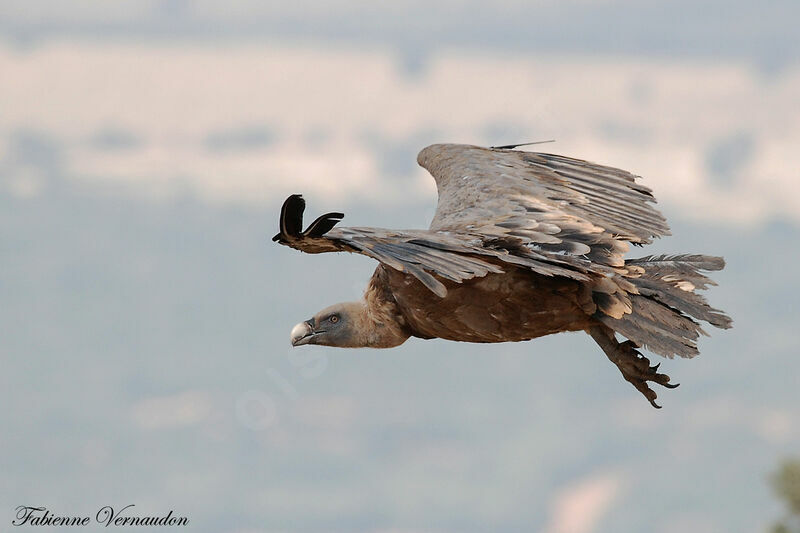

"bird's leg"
[587, 325, 679, 409]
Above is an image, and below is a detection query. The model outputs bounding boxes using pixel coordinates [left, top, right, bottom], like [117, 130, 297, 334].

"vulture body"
[273, 143, 731, 407]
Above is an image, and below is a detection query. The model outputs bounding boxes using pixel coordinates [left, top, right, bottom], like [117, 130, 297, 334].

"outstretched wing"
[276, 145, 671, 296]
[417, 143, 670, 270]
[273, 194, 591, 297]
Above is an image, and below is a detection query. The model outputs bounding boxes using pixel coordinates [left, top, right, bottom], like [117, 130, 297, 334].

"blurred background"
[1, 1, 799, 532]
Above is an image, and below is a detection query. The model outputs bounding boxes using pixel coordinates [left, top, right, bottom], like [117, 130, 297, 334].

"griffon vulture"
[273, 143, 731, 407]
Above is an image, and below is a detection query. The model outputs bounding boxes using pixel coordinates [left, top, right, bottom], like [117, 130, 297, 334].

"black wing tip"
[275, 194, 344, 243]
[303, 212, 345, 238]
[278, 194, 307, 238]
[283, 193, 306, 216]
[491, 140, 556, 150]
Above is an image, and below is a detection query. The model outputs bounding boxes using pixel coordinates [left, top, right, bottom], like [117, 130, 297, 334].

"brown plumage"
[274, 143, 732, 408]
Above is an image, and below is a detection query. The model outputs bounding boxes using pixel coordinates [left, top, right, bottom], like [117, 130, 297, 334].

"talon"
[589, 327, 681, 409]
[649, 399, 662, 409]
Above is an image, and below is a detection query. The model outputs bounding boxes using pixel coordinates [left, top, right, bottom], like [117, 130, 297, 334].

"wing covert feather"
[417, 144, 671, 272]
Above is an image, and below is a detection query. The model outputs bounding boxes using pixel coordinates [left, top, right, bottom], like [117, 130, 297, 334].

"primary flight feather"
[273, 143, 732, 408]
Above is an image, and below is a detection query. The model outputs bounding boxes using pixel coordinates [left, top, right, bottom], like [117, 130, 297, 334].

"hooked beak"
[291, 319, 319, 347]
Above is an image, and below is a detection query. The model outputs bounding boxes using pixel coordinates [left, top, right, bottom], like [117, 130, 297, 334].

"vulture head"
[290, 297, 410, 349]
[290, 302, 362, 348]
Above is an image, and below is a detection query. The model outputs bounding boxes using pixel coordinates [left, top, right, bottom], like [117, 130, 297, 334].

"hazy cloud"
[130, 390, 213, 430]
[544, 473, 622, 533]
[1, 42, 797, 223]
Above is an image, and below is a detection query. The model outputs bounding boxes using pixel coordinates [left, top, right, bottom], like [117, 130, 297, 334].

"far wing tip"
[491, 140, 556, 150]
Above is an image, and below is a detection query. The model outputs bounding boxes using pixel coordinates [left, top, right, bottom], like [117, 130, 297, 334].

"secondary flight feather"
[273, 143, 732, 408]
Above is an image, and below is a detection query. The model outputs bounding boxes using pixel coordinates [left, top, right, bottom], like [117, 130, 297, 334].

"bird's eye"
[329, 315, 339, 324]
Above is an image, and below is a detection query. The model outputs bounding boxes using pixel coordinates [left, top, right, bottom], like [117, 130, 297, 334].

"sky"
[2, 2, 799, 533]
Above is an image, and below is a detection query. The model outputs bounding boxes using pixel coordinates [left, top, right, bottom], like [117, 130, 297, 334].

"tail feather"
[633, 278, 731, 328]
[596, 254, 731, 359]
[602, 297, 702, 358]
[626, 254, 723, 290]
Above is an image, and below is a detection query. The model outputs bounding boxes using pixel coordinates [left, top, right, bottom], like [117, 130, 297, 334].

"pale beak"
[291, 319, 316, 347]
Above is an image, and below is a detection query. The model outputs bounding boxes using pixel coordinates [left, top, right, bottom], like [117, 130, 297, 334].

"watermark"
[13, 505, 188, 527]
[235, 279, 362, 431]
[234, 345, 332, 431]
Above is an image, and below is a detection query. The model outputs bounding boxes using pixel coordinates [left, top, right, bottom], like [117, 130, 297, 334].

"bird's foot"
[611, 340, 679, 409]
